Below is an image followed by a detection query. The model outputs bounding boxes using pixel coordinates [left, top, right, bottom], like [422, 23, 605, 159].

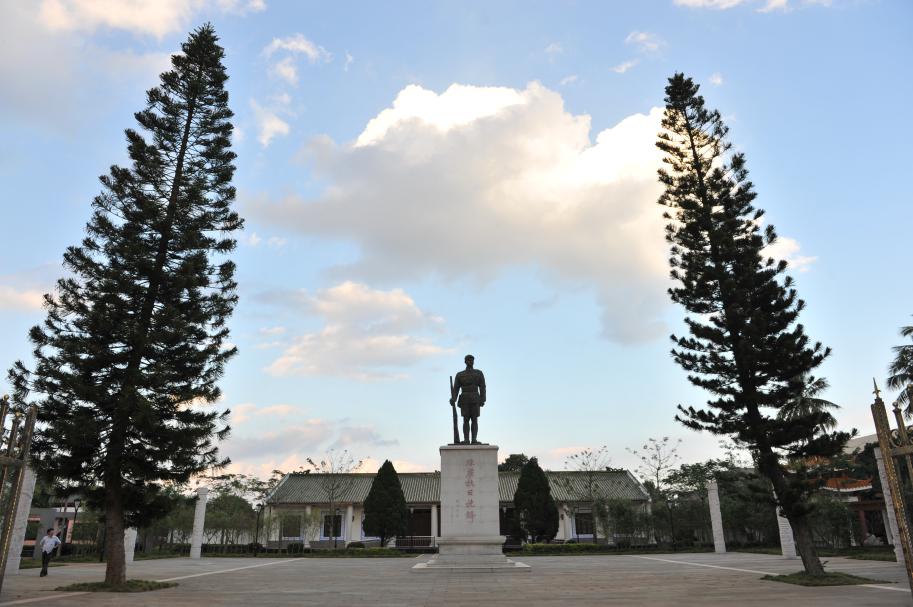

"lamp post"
[71, 499, 81, 555]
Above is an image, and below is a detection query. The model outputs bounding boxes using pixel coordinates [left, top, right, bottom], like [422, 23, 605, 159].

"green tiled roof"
[267, 470, 648, 505]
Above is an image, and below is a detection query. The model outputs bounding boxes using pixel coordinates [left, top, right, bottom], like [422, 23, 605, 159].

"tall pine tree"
[8, 25, 240, 584]
[513, 457, 558, 543]
[362, 460, 409, 546]
[655, 73, 851, 576]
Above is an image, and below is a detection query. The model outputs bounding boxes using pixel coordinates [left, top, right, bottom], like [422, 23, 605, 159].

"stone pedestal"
[413, 444, 528, 573]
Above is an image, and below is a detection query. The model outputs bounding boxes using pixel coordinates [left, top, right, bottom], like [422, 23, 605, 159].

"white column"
[123, 528, 137, 563]
[430, 504, 438, 545]
[875, 447, 905, 565]
[774, 498, 797, 559]
[707, 480, 726, 554]
[189, 487, 209, 559]
[303, 506, 312, 547]
[345, 504, 354, 545]
[5, 466, 37, 576]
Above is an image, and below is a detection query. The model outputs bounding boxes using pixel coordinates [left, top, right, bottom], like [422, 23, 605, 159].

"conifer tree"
[655, 73, 851, 576]
[362, 460, 409, 546]
[8, 25, 240, 584]
[513, 457, 558, 543]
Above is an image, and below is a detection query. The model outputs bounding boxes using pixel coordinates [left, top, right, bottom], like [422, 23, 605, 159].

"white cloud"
[764, 235, 817, 272]
[252, 82, 670, 343]
[267, 236, 287, 248]
[710, 72, 724, 86]
[344, 52, 354, 72]
[247, 232, 262, 246]
[263, 33, 332, 63]
[0, 286, 45, 311]
[38, 0, 264, 38]
[560, 74, 579, 86]
[259, 326, 287, 335]
[611, 60, 639, 74]
[544, 42, 563, 61]
[265, 281, 450, 379]
[625, 31, 663, 53]
[758, 0, 790, 11]
[251, 99, 290, 147]
[271, 56, 298, 85]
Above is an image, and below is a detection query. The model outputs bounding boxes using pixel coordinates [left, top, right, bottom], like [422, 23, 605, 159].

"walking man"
[39, 528, 61, 577]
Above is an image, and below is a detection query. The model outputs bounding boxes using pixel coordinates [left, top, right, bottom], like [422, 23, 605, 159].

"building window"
[575, 512, 594, 537]
[280, 515, 301, 540]
[322, 512, 342, 539]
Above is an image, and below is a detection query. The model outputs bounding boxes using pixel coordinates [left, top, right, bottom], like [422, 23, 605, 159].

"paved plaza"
[0, 552, 909, 606]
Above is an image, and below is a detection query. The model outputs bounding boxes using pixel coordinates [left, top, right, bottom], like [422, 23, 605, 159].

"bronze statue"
[450, 354, 486, 444]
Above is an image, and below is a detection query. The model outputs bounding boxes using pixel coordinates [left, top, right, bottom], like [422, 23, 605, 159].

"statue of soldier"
[450, 354, 486, 444]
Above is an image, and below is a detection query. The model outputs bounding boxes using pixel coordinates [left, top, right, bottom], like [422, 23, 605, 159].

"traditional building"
[263, 470, 650, 548]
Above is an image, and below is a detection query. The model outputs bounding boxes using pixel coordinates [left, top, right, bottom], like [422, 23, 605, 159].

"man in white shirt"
[39, 528, 61, 577]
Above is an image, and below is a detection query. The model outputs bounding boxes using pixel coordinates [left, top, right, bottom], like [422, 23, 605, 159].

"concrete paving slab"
[0, 552, 908, 606]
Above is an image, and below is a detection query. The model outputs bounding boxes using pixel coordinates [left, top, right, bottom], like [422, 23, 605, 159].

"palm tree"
[778, 375, 839, 431]
[888, 323, 913, 415]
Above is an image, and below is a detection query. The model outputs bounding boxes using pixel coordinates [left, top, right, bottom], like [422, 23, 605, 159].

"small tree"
[627, 437, 681, 545]
[655, 72, 853, 575]
[362, 460, 409, 546]
[499, 453, 530, 472]
[512, 457, 558, 543]
[306, 450, 363, 548]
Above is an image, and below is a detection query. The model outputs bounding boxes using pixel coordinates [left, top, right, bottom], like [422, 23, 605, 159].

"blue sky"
[1, 0, 910, 477]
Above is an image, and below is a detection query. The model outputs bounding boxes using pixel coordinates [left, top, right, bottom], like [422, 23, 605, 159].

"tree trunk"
[103, 485, 126, 584]
[791, 516, 825, 576]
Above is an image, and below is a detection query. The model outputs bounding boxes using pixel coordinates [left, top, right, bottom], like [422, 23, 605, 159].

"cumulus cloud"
[709, 72, 724, 86]
[625, 31, 663, 53]
[271, 56, 298, 84]
[344, 52, 354, 72]
[0, 286, 45, 311]
[264, 282, 450, 379]
[250, 99, 290, 147]
[252, 82, 671, 342]
[611, 60, 639, 74]
[560, 74, 579, 86]
[765, 235, 817, 272]
[263, 33, 332, 62]
[38, 0, 265, 38]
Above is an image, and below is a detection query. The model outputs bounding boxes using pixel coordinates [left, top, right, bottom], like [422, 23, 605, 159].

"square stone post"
[4, 466, 37, 576]
[189, 487, 209, 559]
[707, 480, 726, 553]
[346, 504, 356, 544]
[875, 447, 906, 565]
[123, 528, 137, 563]
[774, 498, 798, 559]
[430, 504, 438, 546]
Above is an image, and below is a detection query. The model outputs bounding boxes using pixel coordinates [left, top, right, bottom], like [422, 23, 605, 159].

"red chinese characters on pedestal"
[465, 458, 476, 524]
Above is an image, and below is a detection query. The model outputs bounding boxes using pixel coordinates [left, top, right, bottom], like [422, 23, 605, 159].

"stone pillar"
[875, 447, 905, 565]
[775, 500, 797, 559]
[884, 509, 895, 545]
[303, 506, 312, 547]
[189, 487, 209, 559]
[707, 480, 726, 554]
[5, 466, 37, 576]
[346, 505, 357, 543]
[123, 528, 137, 563]
[430, 504, 438, 545]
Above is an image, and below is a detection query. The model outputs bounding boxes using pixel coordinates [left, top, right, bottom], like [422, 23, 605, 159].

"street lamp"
[71, 499, 81, 554]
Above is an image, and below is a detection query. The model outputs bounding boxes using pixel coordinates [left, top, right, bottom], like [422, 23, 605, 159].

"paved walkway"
[0, 552, 909, 606]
